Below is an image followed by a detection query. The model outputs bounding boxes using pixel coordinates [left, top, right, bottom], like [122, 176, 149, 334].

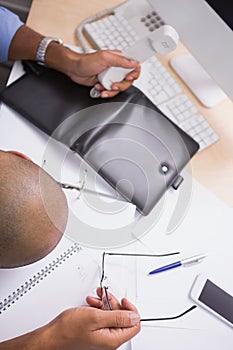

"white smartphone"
[190, 274, 233, 328]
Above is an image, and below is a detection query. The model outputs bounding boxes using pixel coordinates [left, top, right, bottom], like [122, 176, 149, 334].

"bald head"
[0, 151, 68, 268]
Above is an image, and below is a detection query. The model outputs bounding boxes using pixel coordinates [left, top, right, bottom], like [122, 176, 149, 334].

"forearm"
[0, 325, 50, 350]
[8, 25, 43, 61]
[8, 24, 80, 76]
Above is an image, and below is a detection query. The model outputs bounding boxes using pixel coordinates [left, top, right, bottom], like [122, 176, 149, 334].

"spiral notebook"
[0, 236, 99, 342]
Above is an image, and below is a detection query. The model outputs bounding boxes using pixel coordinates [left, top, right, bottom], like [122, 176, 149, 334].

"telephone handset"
[98, 25, 179, 90]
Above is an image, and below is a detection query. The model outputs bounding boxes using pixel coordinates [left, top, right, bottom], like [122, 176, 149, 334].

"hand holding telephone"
[190, 274, 233, 328]
[98, 25, 179, 90]
[76, 0, 179, 92]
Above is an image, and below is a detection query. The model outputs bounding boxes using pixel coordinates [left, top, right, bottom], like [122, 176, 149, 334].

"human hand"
[0, 289, 140, 350]
[41, 288, 140, 350]
[47, 45, 141, 98]
[71, 50, 141, 98]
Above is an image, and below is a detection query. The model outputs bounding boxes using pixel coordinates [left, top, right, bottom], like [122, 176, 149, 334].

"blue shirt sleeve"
[0, 7, 24, 62]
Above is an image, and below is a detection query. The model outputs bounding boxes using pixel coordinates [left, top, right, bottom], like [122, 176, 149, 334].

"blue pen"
[148, 253, 208, 275]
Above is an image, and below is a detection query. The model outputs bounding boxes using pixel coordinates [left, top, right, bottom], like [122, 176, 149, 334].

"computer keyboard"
[83, 15, 219, 151]
[134, 57, 219, 151]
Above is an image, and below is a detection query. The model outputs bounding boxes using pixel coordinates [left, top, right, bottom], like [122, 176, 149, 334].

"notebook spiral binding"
[0, 243, 81, 315]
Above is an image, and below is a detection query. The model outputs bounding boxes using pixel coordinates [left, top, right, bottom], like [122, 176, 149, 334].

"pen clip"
[182, 254, 208, 267]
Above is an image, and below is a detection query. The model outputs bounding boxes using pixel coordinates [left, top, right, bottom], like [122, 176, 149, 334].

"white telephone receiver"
[98, 25, 179, 90]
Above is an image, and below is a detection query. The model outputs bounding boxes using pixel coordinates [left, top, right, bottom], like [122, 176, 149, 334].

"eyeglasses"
[57, 169, 127, 202]
[57, 169, 87, 199]
[100, 252, 197, 322]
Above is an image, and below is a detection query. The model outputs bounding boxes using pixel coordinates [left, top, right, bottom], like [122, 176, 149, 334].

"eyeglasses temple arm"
[140, 305, 197, 322]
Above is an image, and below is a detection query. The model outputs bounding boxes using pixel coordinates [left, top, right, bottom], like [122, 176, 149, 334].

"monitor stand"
[170, 54, 227, 108]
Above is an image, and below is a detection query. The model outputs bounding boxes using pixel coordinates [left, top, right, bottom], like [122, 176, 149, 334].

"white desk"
[0, 0, 233, 347]
[0, 59, 233, 349]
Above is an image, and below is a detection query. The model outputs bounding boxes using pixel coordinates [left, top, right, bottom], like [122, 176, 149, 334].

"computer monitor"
[150, 0, 233, 101]
[205, 0, 233, 30]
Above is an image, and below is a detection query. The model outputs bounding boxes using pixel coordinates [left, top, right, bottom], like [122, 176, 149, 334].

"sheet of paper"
[132, 324, 233, 350]
[131, 177, 233, 349]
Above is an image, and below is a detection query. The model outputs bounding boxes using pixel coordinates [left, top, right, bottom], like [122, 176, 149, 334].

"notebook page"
[0, 236, 99, 342]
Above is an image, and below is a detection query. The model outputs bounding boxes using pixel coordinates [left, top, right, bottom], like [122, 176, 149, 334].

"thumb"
[97, 310, 140, 329]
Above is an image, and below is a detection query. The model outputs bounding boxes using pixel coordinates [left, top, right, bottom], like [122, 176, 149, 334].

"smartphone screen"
[199, 279, 233, 325]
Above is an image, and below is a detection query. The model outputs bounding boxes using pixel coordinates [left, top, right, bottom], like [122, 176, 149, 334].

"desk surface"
[27, 0, 233, 207]
[0, 3, 232, 348]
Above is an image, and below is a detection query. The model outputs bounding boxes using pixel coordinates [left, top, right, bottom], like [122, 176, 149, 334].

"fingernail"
[130, 313, 140, 325]
[112, 86, 119, 91]
[102, 92, 109, 98]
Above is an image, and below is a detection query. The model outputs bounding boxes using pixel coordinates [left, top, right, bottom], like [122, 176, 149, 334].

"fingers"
[96, 287, 121, 309]
[121, 298, 139, 313]
[96, 310, 141, 347]
[99, 85, 130, 98]
[94, 63, 141, 98]
[88, 307, 141, 348]
[86, 295, 102, 308]
[86, 288, 139, 313]
[96, 309, 140, 329]
[111, 63, 141, 89]
[94, 78, 136, 98]
[86, 288, 122, 310]
[101, 50, 139, 70]
[125, 63, 141, 78]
